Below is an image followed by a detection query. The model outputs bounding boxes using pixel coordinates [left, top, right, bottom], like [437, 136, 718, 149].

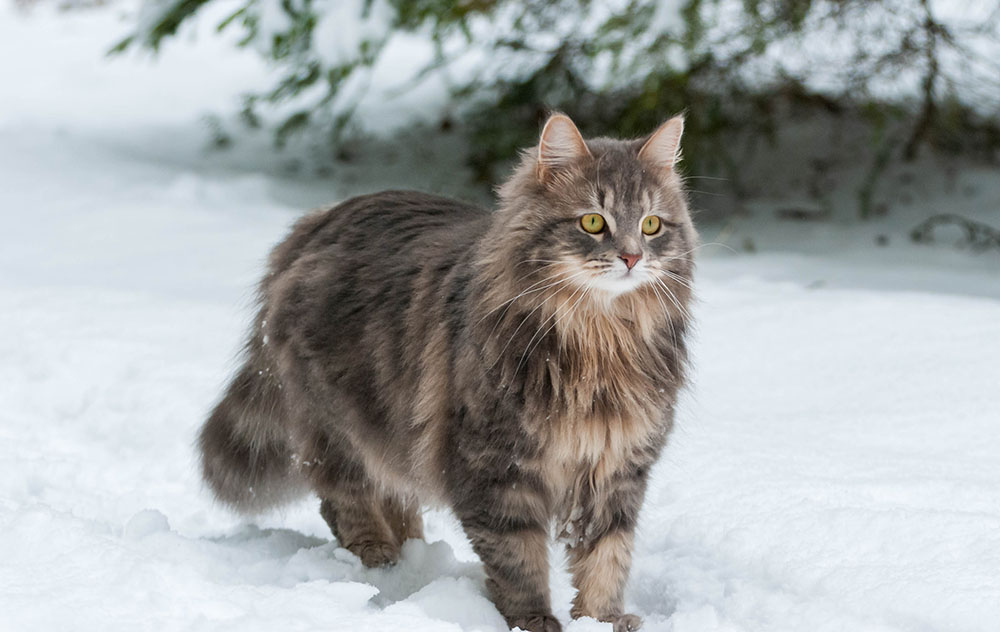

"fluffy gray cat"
[199, 113, 696, 632]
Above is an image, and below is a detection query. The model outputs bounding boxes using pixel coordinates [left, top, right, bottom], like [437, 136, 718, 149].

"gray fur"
[199, 114, 697, 632]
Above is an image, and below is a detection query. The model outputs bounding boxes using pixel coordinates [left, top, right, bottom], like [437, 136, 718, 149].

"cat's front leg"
[452, 471, 559, 632]
[566, 469, 649, 632]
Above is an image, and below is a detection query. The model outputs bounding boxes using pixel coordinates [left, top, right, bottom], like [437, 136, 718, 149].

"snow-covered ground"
[2, 3, 999, 632]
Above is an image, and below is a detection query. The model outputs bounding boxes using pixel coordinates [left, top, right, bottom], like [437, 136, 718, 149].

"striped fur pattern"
[198, 114, 696, 632]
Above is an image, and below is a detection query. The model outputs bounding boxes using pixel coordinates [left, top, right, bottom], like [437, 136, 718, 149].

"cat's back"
[269, 190, 489, 278]
[244, 190, 490, 497]
[262, 191, 488, 429]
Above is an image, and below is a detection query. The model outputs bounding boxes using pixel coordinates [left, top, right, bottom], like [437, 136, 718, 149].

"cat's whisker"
[651, 282, 684, 329]
[658, 269, 695, 292]
[646, 278, 671, 316]
[653, 276, 693, 322]
[664, 242, 737, 260]
[516, 259, 564, 266]
[514, 283, 588, 376]
[489, 290, 567, 370]
[505, 269, 590, 311]
[478, 267, 573, 324]
[515, 284, 593, 379]
[488, 271, 590, 367]
[483, 272, 584, 343]
[511, 261, 560, 277]
[649, 282, 681, 352]
[660, 247, 700, 262]
[659, 266, 695, 289]
[697, 241, 739, 254]
[661, 281, 693, 321]
[505, 262, 565, 289]
[510, 262, 566, 282]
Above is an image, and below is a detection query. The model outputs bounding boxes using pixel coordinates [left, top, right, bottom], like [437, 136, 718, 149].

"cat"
[198, 113, 696, 632]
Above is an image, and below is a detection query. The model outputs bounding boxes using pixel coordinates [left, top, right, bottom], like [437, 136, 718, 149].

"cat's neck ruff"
[547, 280, 686, 344]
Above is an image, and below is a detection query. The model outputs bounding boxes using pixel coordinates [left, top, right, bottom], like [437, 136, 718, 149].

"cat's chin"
[586, 272, 648, 297]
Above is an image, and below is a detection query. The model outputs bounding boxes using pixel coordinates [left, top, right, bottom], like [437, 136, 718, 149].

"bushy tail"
[198, 358, 305, 514]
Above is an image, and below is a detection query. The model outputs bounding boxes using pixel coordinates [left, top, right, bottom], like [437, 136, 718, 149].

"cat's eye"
[641, 215, 662, 235]
[580, 213, 606, 234]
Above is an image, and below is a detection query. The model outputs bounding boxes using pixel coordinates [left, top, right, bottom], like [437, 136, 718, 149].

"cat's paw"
[348, 540, 400, 568]
[506, 613, 562, 632]
[609, 613, 642, 632]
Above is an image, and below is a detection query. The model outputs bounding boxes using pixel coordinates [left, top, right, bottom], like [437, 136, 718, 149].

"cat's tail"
[198, 356, 306, 514]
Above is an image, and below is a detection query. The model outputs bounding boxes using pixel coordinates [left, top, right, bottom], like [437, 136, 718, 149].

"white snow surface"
[2, 3, 999, 632]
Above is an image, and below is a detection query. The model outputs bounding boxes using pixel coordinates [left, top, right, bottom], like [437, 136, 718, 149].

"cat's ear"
[537, 113, 591, 182]
[638, 115, 684, 172]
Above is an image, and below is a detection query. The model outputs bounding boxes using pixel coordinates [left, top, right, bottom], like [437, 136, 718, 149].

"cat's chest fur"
[521, 301, 676, 506]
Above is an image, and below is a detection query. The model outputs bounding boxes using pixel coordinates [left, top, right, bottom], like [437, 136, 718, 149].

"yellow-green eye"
[580, 213, 606, 234]
[642, 215, 661, 235]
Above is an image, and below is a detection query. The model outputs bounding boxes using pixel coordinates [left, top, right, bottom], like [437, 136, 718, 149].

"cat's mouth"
[587, 266, 648, 296]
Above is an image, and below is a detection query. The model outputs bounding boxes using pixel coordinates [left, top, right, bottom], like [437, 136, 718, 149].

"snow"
[2, 2, 999, 632]
[254, 0, 295, 55]
[311, 0, 394, 69]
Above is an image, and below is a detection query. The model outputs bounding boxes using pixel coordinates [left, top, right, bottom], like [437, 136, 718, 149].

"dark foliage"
[118, 0, 1000, 216]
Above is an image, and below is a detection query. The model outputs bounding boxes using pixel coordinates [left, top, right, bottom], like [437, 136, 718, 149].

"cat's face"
[500, 114, 695, 302]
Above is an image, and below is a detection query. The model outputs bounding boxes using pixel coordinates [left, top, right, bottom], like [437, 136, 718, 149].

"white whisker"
[477, 266, 572, 324]
[515, 284, 592, 378]
[649, 282, 680, 352]
[653, 276, 693, 322]
[489, 271, 590, 366]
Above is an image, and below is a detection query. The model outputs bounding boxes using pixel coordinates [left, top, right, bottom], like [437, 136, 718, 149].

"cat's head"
[495, 113, 696, 303]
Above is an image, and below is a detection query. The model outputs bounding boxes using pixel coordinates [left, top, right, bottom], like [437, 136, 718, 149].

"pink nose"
[619, 253, 642, 270]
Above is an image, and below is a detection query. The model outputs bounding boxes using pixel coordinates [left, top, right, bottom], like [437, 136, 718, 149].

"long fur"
[198, 115, 696, 632]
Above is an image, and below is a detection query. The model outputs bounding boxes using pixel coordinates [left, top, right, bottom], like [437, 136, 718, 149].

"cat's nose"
[619, 253, 642, 270]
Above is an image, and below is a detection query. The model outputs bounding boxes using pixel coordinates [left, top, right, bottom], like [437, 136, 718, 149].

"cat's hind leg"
[319, 492, 422, 567]
[303, 430, 417, 567]
[383, 494, 424, 544]
[319, 493, 400, 568]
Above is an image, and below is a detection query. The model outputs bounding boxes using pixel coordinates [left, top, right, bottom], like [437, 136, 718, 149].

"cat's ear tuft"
[638, 115, 684, 172]
[537, 113, 591, 182]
